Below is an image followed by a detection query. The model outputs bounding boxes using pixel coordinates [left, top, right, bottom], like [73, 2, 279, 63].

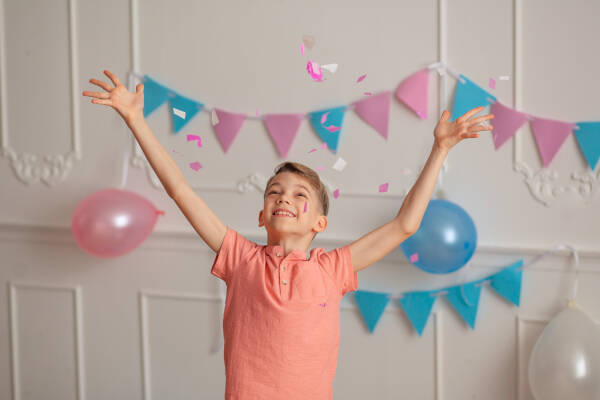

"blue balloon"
[401, 199, 477, 274]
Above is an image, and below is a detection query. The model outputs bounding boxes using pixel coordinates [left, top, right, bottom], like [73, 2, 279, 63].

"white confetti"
[332, 157, 347, 172]
[173, 107, 186, 119]
[211, 109, 219, 125]
[321, 64, 338, 74]
[499, 75, 510, 80]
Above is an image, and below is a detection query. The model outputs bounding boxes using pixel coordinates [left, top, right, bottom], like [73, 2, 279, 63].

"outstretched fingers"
[103, 70, 122, 87]
[89, 78, 112, 92]
[82, 90, 110, 99]
[457, 106, 485, 122]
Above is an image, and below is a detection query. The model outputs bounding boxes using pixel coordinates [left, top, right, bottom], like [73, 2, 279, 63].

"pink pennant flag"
[263, 114, 304, 159]
[395, 68, 429, 119]
[212, 108, 247, 153]
[353, 91, 392, 139]
[529, 117, 574, 167]
[490, 101, 528, 150]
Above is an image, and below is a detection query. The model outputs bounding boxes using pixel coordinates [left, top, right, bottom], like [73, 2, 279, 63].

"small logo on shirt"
[318, 302, 327, 308]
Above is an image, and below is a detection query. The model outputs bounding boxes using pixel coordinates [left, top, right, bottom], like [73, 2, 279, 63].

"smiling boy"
[83, 69, 493, 399]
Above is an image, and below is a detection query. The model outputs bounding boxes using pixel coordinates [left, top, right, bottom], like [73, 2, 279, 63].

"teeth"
[273, 210, 295, 217]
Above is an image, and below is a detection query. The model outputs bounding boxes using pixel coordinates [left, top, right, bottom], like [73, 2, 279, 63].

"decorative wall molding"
[7, 282, 85, 400]
[0, 0, 81, 186]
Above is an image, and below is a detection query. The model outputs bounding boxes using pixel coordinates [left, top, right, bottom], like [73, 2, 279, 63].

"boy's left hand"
[433, 106, 494, 152]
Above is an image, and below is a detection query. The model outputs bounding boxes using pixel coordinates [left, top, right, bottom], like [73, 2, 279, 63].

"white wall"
[0, 0, 599, 399]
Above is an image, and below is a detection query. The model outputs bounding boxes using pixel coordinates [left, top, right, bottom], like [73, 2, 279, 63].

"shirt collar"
[265, 244, 309, 260]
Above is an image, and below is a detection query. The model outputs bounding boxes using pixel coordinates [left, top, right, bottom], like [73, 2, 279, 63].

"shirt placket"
[276, 251, 289, 299]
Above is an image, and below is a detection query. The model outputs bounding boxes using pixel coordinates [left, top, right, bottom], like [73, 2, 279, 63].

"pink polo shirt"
[211, 226, 358, 400]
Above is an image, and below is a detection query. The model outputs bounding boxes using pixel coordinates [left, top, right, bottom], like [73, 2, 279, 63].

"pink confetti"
[306, 61, 323, 82]
[489, 78, 496, 89]
[321, 142, 328, 149]
[325, 125, 340, 132]
[171, 149, 182, 155]
[378, 182, 389, 193]
[189, 162, 203, 171]
[333, 189, 340, 199]
[300, 42, 305, 56]
[410, 252, 419, 263]
[317, 165, 325, 171]
[303, 202, 307, 213]
[256, 108, 259, 117]
[364, 92, 372, 96]
[186, 134, 202, 147]
[320, 111, 330, 124]
[356, 74, 367, 83]
[308, 148, 317, 153]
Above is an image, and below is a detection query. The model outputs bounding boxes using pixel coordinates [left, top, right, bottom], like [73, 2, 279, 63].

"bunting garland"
[138, 62, 599, 170]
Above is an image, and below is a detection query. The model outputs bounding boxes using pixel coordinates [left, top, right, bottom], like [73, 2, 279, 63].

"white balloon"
[528, 301, 600, 400]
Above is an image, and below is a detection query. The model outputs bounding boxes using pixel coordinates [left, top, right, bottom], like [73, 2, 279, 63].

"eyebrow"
[267, 182, 311, 194]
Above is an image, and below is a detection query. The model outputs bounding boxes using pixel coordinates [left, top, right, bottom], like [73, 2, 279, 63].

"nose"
[277, 197, 290, 205]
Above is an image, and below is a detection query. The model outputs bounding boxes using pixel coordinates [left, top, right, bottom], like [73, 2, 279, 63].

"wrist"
[125, 111, 144, 126]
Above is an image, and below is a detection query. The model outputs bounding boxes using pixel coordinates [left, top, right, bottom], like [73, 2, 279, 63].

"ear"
[312, 215, 328, 233]
[258, 209, 264, 227]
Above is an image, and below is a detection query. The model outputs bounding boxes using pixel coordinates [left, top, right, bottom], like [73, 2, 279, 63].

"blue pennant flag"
[353, 290, 391, 333]
[308, 106, 347, 153]
[143, 75, 171, 118]
[169, 94, 204, 133]
[490, 259, 524, 306]
[574, 122, 600, 171]
[398, 290, 437, 336]
[444, 282, 483, 329]
[450, 74, 496, 122]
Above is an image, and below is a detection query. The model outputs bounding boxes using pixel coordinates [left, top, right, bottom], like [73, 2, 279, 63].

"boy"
[83, 70, 493, 399]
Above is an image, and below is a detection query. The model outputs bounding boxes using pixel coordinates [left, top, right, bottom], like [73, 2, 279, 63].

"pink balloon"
[71, 188, 165, 258]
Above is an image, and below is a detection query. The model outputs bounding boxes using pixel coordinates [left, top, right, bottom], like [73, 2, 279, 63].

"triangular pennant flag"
[352, 91, 392, 139]
[169, 94, 204, 133]
[142, 75, 171, 117]
[529, 117, 574, 167]
[490, 101, 529, 150]
[308, 106, 347, 153]
[398, 290, 436, 336]
[263, 114, 304, 159]
[395, 68, 429, 119]
[574, 122, 600, 171]
[450, 74, 496, 122]
[490, 259, 524, 306]
[354, 290, 391, 333]
[444, 282, 482, 329]
[212, 108, 246, 153]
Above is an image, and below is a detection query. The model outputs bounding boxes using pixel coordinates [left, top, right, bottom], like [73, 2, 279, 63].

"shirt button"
[282, 265, 286, 271]
[276, 252, 282, 257]
[282, 280, 287, 285]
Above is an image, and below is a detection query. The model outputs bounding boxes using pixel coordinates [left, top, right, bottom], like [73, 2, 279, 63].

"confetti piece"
[378, 182, 389, 193]
[364, 92, 372, 96]
[189, 161, 203, 171]
[317, 165, 325, 171]
[321, 142, 328, 149]
[489, 78, 496, 89]
[300, 42, 305, 56]
[332, 157, 347, 172]
[325, 125, 340, 132]
[173, 107, 186, 119]
[320, 112, 330, 125]
[302, 34, 315, 50]
[333, 189, 340, 199]
[171, 149, 183, 155]
[303, 202, 307, 213]
[308, 148, 317, 154]
[321, 64, 338, 74]
[211, 109, 219, 125]
[499, 75, 510, 80]
[356, 74, 367, 83]
[306, 61, 323, 81]
[410, 252, 419, 263]
[186, 134, 202, 147]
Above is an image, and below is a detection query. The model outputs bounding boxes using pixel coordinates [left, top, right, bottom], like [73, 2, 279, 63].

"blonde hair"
[264, 161, 329, 216]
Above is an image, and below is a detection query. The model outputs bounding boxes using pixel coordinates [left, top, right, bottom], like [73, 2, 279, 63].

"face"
[258, 172, 327, 239]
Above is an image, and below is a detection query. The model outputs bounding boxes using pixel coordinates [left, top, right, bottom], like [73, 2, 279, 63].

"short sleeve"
[210, 226, 257, 284]
[317, 245, 358, 296]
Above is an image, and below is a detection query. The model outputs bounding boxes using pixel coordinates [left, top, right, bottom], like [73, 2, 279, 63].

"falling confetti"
[317, 165, 325, 171]
[300, 42, 305, 55]
[356, 74, 367, 83]
[325, 125, 340, 132]
[173, 107, 186, 119]
[303, 202, 307, 213]
[306, 61, 323, 81]
[332, 157, 347, 172]
[499, 75, 510, 80]
[186, 134, 202, 147]
[211, 109, 219, 125]
[189, 162, 203, 171]
[308, 148, 317, 154]
[333, 189, 340, 199]
[410, 252, 419, 263]
[302, 34, 315, 50]
[321, 142, 328, 149]
[321, 64, 338, 74]
[489, 78, 496, 89]
[364, 92, 372, 96]
[378, 182, 389, 193]
[320, 112, 330, 124]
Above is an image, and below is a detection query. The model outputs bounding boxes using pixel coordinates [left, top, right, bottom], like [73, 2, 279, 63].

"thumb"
[440, 110, 450, 122]
[136, 83, 144, 94]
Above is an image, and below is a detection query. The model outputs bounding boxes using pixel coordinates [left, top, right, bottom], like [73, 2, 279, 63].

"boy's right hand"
[82, 70, 144, 123]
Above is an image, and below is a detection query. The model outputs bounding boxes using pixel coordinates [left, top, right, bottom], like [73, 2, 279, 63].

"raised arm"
[82, 70, 227, 252]
[349, 107, 493, 272]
